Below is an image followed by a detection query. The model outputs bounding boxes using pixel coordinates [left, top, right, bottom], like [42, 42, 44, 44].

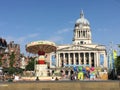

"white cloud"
[56, 28, 72, 34]
[48, 36, 63, 43]
[28, 33, 39, 38]
[4, 33, 39, 45]
[47, 28, 72, 44]
[3, 33, 39, 54]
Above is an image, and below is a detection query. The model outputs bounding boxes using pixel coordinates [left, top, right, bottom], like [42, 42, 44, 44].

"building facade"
[0, 38, 7, 69]
[0, 38, 7, 54]
[0, 41, 21, 68]
[50, 11, 107, 74]
[7, 41, 21, 67]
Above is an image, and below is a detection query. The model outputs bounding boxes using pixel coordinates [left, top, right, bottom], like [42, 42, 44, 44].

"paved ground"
[0, 80, 120, 90]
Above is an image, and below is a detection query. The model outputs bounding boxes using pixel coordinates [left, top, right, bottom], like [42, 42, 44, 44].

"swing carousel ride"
[26, 40, 56, 77]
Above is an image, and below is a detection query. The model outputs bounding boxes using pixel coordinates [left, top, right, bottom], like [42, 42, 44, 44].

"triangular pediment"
[57, 44, 98, 51]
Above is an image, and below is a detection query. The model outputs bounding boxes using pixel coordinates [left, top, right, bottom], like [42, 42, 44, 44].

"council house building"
[50, 10, 107, 75]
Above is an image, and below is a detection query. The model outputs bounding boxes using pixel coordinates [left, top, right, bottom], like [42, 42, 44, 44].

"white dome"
[75, 10, 90, 25]
[76, 18, 89, 25]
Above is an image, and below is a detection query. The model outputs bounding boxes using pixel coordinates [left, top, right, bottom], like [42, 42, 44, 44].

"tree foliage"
[3, 52, 23, 75]
[25, 57, 35, 71]
[0, 54, 4, 66]
[115, 56, 120, 70]
[3, 67, 23, 75]
[9, 52, 15, 67]
[115, 45, 120, 75]
[0, 55, 2, 66]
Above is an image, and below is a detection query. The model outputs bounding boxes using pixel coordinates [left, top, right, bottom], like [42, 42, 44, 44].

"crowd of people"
[0, 66, 109, 82]
[61, 66, 108, 81]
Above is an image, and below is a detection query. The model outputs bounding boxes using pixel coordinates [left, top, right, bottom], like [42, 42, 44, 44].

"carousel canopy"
[26, 40, 56, 54]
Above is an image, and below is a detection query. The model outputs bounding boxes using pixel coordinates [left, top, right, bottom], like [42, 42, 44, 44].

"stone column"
[103, 53, 107, 67]
[63, 53, 65, 66]
[96, 52, 99, 67]
[89, 52, 91, 67]
[58, 53, 61, 67]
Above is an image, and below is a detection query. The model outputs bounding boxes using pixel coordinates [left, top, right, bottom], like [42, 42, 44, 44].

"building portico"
[56, 49, 107, 68]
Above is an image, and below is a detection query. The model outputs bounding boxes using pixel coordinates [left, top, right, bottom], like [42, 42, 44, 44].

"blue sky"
[0, 0, 120, 54]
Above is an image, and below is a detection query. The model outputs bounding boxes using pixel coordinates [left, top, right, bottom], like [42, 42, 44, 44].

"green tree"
[8, 67, 16, 75]
[9, 52, 15, 67]
[115, 45, 120, 75]
[3, 67, 23, 75]
[115, 56, 120, 74]
[0, 54, 4, 66]
[25, 57, 35, 71]
[3, 52, 16, 75]
[115, 56, 120, 68]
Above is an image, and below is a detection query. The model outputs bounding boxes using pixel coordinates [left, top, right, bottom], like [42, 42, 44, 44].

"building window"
[80, 53, 84, 64]
[80, 41, 83, 44]
[91, 53, 94, 67]
[83, 31, 85, 37]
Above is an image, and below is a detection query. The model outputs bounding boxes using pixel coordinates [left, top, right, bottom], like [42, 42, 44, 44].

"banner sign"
[113, 50, 117, 60]
[100, 54, 104, 66]
[51, 55, 56, 67]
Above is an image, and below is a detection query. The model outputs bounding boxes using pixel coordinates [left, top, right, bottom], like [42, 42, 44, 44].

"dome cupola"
[75, 10, 90, 26]
[73, 10, 92, 45]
